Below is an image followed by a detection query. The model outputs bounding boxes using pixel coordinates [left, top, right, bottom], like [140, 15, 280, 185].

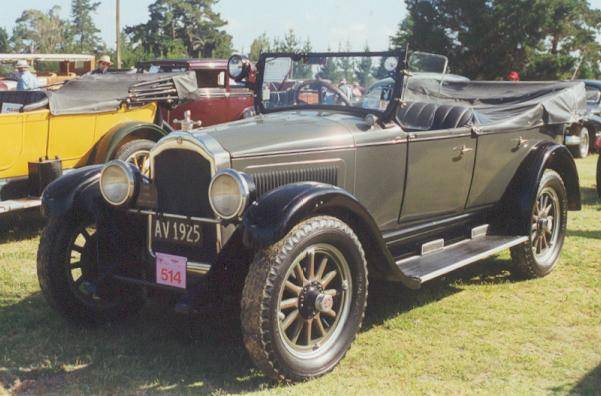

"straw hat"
[15, 60, 30, 69]
[98, 55, 112, 65]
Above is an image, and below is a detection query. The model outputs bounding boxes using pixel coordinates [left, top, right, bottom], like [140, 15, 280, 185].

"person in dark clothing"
[91, 55, 112, 75]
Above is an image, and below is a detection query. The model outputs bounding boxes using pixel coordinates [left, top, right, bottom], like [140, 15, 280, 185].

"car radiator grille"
[152, 148, 217, 262]
[250, 165, 338, 197]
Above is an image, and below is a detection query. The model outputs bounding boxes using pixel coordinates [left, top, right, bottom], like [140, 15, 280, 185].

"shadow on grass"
[0, 257, 522, 394]
[580, 187, 600, 207]
[0, 209, 46, 244]
[365, 256, 518, 330]
[569, 364, 601, 395]
[0, 293, 270, 395]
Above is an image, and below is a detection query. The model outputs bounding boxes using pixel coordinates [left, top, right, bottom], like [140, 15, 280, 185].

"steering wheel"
[293, 79, 353, 106]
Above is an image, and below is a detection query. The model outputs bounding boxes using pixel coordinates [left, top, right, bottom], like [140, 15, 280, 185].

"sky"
[0, 0, 407, 52]
[1, 0, 600, 53]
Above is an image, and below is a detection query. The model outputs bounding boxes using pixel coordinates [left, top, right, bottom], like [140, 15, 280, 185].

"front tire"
[510, 169, 567, 278]
[37, 216, 145, 324]
[241, 216, 368, 382]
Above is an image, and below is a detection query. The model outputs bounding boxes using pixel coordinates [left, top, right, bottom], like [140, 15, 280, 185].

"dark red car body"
[137, 59, 254, 129]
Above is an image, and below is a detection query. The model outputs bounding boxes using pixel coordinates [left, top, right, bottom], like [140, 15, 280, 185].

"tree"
[249, 33, 270, 62]
[0, 27, 9, 52]
[355, 44, 374, 86]
[318, 48, 340, 82]
[392, 0, 601, 80]
[11, 6, 70, 53]
[336, 41, 354, 82]
[125, 0, 233, 59]
[70, 0, 101, 53]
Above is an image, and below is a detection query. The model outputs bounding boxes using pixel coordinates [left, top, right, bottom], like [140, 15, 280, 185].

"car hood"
[195, 111, 368, 158]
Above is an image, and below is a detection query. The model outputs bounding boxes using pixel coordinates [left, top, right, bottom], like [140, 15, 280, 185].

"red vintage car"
[137, 59, 255, 128]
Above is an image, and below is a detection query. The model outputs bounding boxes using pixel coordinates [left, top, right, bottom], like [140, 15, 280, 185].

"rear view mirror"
[408, 52, 449, 75]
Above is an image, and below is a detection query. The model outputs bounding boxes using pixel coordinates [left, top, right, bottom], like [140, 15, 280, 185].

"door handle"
[452, 144, 473, 154]
[513, 136, 529, 147]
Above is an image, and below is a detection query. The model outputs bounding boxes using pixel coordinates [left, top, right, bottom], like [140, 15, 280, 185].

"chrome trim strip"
[187, 262, 212, 275]
[129, 209, 221, 224]
[230, 145, 355, 159]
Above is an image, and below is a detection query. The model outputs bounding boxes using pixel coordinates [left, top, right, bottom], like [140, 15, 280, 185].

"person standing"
[91, 55, 113, 75]
[15, 60, 38, 91]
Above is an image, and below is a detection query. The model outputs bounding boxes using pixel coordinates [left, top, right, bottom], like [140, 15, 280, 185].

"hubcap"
[530, 187, 561, 263]
[126, 150, 151, 176]
[277, 244, 352, 357]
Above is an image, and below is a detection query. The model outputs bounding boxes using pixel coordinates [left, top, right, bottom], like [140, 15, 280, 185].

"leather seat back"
[397, 101, 475, 131]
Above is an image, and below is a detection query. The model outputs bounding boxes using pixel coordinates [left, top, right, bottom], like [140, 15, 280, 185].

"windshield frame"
[255, 50, 406, 122]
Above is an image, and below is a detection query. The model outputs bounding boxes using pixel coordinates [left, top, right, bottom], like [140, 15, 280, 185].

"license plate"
[156, 252, 187, 289]
[152, 217, 202, 247]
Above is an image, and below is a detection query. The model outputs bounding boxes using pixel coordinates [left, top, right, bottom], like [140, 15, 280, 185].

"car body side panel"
[352, 126, 408, 231]
[165, 89, 254, 128]
[232, 149, 355, 193]
[467, 126, 562, 208]
[47, 104, 156, 171]
[400, 128, 476, 222]
[0, 110, 49, 179]
[0, 113, 25, 175]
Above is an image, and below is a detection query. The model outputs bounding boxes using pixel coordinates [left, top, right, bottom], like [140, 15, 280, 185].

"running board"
[396, 234, 528, 286]
[0, 198, 41, 216]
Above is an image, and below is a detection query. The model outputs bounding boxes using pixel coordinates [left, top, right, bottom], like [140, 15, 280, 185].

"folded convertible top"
[47, 72, 198, 116]
[404, 79, 587, 130]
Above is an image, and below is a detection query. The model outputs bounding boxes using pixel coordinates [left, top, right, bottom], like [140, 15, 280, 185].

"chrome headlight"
[209, 169, 252, 219]
[99, 160, 138, 207]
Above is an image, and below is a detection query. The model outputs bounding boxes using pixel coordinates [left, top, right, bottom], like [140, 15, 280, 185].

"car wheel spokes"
[531, 187, 560, 260]
[277, 244, 351, 355]
[126, 150, 151, 176]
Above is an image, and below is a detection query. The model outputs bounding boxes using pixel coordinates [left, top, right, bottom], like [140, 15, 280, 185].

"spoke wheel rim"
[66, 225, 114, 308]
[276, 243, 352, 359]
[530, 186, 561, 264]
[126, 150, 151, 176]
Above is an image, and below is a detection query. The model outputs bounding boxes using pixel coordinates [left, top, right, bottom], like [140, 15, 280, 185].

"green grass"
[1, 157, 600, 395]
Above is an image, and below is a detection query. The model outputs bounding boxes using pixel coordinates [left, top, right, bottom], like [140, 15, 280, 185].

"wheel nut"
[315, 294, 334, 313]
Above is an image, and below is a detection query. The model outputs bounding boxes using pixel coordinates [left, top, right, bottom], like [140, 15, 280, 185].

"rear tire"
[37, 216, 145, 324]
[510, 169, 567, 278]
[241, 216, 368, 382]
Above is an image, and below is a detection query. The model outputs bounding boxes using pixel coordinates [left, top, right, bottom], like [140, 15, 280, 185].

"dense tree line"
[1, 0, 599, 80]
[392, 0, 601, 80]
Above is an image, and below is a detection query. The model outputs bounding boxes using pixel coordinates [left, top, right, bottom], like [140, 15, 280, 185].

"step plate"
[0, 199, 41, 215]
[397, 235, 528, 284]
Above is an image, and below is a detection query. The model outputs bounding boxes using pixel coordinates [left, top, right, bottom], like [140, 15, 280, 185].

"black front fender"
[242, 182, 404, 282]
[41, 165, 104, 219]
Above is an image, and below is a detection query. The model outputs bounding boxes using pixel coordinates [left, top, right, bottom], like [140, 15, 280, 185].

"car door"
[399, 127, 476, 223]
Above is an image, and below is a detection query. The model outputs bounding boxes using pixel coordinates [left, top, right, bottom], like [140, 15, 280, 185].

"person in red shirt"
[507, 71, 520, 82]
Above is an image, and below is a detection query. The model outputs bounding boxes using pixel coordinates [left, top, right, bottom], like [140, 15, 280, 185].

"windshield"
[258, 53, 402, 114]
[585, 87, 600, 104]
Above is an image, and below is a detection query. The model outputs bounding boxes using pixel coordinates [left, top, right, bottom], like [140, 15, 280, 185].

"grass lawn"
[0, 157, 599, 395]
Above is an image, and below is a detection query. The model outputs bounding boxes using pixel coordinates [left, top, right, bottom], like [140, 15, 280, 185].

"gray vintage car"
[37, 50, 584, 382]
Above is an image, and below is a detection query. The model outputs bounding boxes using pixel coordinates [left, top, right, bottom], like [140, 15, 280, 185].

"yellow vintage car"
[0, 72, 197, 215]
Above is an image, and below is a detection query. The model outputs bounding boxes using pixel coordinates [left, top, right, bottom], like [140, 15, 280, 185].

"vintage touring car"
[0, 72, 197, 216]
[37, 50, 584, 382]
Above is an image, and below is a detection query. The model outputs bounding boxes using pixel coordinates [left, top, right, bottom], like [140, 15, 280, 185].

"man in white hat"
[92, 55, 112, 75]
[15, 60, 38, 91]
